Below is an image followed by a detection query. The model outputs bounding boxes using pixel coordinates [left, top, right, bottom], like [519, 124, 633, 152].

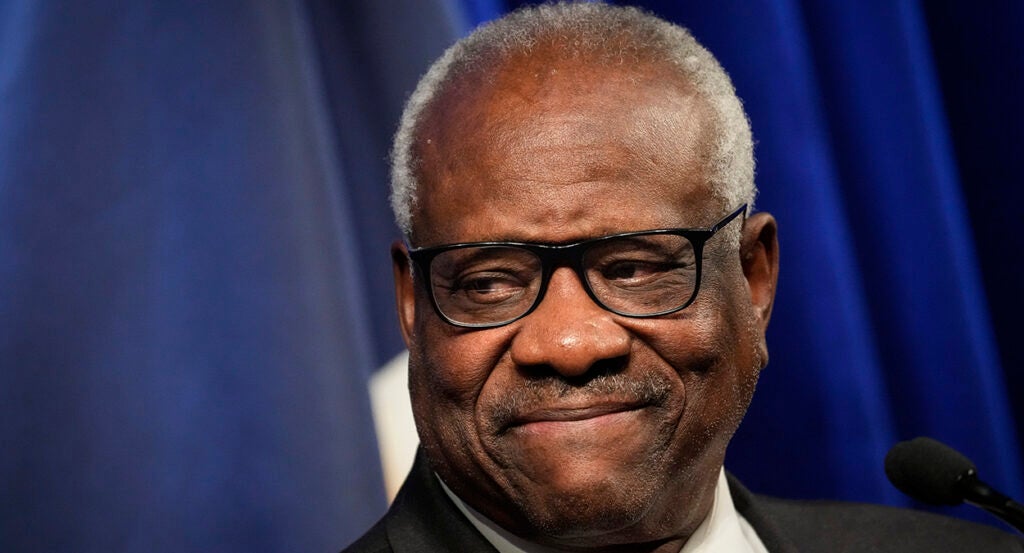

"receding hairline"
[390, 3, 756, 238]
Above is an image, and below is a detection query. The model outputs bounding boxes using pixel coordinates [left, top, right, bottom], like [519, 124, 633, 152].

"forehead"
[411, 54, 721, 246]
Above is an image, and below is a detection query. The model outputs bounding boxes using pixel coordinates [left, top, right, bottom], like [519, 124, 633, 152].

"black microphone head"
[885, 436, 977, 506]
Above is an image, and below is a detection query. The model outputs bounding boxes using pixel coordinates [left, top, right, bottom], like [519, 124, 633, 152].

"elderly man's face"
[392, 55, 778, 549]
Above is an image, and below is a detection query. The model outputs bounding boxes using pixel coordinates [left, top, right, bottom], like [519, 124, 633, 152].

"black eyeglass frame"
[407, 203, 747, 329]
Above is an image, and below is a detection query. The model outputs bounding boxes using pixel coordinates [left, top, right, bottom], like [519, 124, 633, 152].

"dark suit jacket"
[343, 453, 1024, 552]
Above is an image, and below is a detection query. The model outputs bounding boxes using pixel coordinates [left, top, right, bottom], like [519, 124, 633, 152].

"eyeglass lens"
[429, 246, 544, 326]
[427, 234, 698, 326]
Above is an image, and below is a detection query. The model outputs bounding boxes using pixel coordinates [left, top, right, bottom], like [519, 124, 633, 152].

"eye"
[429, 246, 543, 313]
[601, 260, 679, 283]
[455, 272, 523, 298]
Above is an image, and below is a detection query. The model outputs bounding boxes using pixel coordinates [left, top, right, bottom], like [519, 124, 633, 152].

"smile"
[506, 402, 647, 433]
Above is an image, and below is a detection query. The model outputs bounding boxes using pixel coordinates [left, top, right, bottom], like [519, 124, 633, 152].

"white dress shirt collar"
[439, 468, 769, 553]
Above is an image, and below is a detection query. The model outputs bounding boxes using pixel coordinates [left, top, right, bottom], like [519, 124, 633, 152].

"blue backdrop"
[2, 1, 1021, 551]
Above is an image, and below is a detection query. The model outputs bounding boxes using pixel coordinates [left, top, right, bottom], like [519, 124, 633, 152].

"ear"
[391, 241, 417, 347]
[740, 212, 779, 332]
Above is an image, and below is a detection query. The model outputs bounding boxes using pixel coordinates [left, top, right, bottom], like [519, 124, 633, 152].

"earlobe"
[740, 212, 779, 329]
[391, 241, 417, 347]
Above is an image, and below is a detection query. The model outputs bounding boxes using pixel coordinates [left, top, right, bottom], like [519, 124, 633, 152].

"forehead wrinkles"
[420, 56, 709, 171]
[411, 60, 716, 241]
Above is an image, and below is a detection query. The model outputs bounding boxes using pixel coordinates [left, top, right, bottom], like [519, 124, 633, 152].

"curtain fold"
[462, 0, 1024, 523]
[1, 1, 391, 550]
[588, 0, 1024, 520]
[3, 0, 1021, 550]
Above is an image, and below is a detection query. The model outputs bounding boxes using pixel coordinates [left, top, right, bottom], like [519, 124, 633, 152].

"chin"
[509, 471, 668, 543]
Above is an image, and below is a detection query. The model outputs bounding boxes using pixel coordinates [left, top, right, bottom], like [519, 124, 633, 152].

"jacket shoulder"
[340, 450, 497, 552]
[760, 496, 1024, 552]
[341, 516, 391, 553]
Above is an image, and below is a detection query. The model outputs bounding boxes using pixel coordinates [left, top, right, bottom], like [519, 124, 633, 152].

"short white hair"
[390, 2, 755, 237]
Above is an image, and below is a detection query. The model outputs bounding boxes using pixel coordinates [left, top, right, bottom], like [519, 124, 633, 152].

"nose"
[508, 267, 632, 378]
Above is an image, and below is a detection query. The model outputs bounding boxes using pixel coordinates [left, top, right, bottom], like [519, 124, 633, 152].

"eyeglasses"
[407, 204, 747, 328]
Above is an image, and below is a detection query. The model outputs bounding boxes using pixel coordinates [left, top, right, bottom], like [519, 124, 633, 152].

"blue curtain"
[559, 0, 1023, 523]
[460, 2, 1024, 518]
[0, 0, 458, 550]
[2, 1, 1021, 551]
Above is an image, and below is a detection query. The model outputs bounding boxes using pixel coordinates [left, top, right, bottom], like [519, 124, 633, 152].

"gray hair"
[390, 2, 755, 237]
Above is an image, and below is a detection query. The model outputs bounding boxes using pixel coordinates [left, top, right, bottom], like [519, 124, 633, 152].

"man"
[345, 3, 1024, 552]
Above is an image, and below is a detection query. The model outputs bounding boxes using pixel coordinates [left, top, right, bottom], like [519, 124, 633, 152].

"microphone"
[885, 436, 1024, 533]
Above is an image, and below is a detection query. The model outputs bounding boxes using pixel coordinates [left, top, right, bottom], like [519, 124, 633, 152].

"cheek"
[409, 310, 513, 419]
[635, 284, 760, 423]
[684, 293, 761, 428]
[407, 316, 520, 494]
[635, 310, 730, 376]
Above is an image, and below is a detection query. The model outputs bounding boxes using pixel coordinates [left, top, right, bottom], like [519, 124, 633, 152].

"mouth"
[504, 401, 647, 433]
[489, 373, 674, 436]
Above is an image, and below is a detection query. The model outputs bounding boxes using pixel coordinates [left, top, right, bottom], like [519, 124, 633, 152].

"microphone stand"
[958, 470, 1024, 534]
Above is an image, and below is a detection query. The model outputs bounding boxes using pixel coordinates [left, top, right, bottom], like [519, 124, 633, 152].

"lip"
[507, 401, 645, 428]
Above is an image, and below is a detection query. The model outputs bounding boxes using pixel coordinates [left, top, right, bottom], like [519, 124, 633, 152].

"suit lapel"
[384, 455, 797, 552]
[727, 473, 801, 553]
[385, 451, 498, 552]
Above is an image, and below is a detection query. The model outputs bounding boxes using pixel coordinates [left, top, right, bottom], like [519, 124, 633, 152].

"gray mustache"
[487, 372, 672, 432]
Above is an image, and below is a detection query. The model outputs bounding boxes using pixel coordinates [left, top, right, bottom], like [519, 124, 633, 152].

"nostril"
[516, 355, 629, 385]
[562, 356, 629, 386]
[509, 316, 632, 379]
